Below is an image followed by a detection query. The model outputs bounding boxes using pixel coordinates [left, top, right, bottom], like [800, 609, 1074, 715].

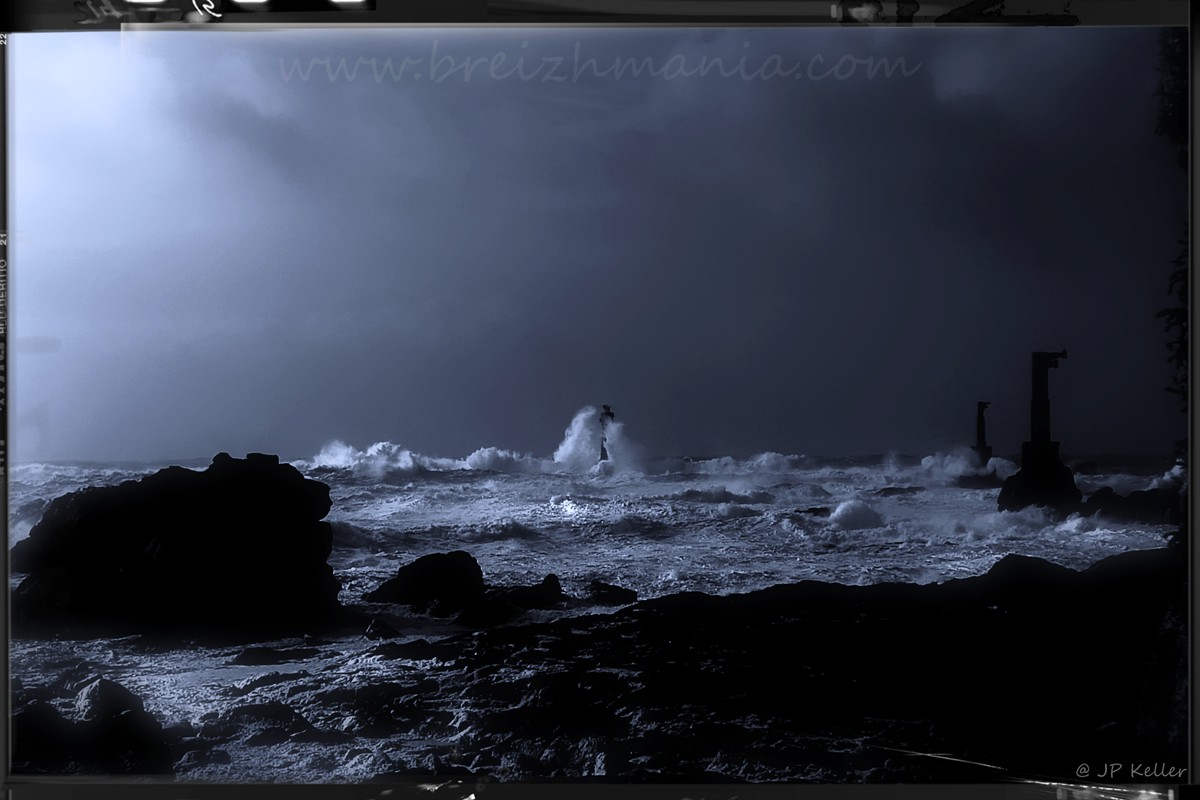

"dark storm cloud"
[10, 27, 1185, 463]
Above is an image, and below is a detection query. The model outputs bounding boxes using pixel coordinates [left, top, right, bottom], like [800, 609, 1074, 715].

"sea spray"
[594, 418, 646, 473]
[829, 500, 884, 530]
[306, 440, 460, 477]
[553, 407, 604, 473]
[553, 406, 645, 474]
[919, 449, 1017, 484]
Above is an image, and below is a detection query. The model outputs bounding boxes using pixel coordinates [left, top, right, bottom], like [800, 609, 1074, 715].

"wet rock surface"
[9, 545, 1185, 782]
[997, 460, 1083, 515]
[390, 544, 1184, 781]
[366, 553, 630, 628]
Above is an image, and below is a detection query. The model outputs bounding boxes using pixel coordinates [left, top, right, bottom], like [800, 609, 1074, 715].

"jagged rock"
[222, 702, 316, 746]
[501, 574, 567, 610]
[364, 551, 485, 614]
[587, 580, 638, 606]
[11, 679, 173, 775]
[367, 638, 448, 661]
[10, 453, 342, 637]
[229, 670, 311, 697]
[75, 677, 145, 720]
[313, 680, 436, 738]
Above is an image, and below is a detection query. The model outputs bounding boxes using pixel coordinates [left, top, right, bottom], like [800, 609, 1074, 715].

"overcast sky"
[9, 27, 1187, 463]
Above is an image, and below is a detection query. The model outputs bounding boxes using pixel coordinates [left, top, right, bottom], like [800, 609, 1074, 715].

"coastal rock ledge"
[11, 452, 343, 638]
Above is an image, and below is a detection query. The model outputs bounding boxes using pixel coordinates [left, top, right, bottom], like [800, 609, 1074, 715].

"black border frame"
[0, 6, 1193, 799]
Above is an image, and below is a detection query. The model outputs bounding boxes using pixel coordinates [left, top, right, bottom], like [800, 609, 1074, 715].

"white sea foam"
[552, 406, 645, 474]
[918, 449, 1017, 483]
[1149, 462, 1187, 491]
[829, 500, 884, 531]
[553, 406, 606, 472]
[9, 411, 1175, 601]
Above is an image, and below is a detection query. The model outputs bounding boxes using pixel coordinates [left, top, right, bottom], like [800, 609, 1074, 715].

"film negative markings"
[191, 0, 222, 18]
[225, 0, 373, 11]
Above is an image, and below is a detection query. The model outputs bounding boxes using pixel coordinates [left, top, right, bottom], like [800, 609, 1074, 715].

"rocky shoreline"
[12, 543, 1185, 782]
[9, 454, 1187, 782]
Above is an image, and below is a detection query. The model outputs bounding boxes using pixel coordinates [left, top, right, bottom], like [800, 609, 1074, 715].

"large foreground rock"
[11, 452, 342, 637]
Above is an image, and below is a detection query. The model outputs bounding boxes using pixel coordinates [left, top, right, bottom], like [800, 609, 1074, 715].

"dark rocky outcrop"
[498, 574, 568, 610]
[363, 550, 485, 614]
[997, 454, 1082, 514]
[365, 545, 1184, 781]
[11, 541, 1184, 781]
[454, 574, 571, 628]
[10, 452, 343, 638]
[1081, 486, 1183, 525]
[75, 677, 145, 720]
[366, 553, 574, 627]
[587, 580, 638, 606]
[11, 678, 173, 775]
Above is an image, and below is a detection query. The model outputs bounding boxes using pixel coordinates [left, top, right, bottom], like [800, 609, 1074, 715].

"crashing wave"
[829, 500, 884, 531]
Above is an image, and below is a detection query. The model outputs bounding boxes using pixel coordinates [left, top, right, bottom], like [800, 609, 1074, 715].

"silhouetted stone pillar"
[1021, 350, 1067, 471]
[973, 401, 993, 466]
[997, 351, 1081, 514]
[599, 405, 616, 462]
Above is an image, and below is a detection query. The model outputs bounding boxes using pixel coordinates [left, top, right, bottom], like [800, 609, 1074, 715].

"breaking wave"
[553, 406, 644, 474]
[298, 407, 649, 479]
[829, 500, 884, 531]
[670, 487, 775, 504]
[918, 449, 1018, 484]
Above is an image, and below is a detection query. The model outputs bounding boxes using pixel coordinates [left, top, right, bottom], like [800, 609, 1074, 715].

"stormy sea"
[8, 406, 1186, 784]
